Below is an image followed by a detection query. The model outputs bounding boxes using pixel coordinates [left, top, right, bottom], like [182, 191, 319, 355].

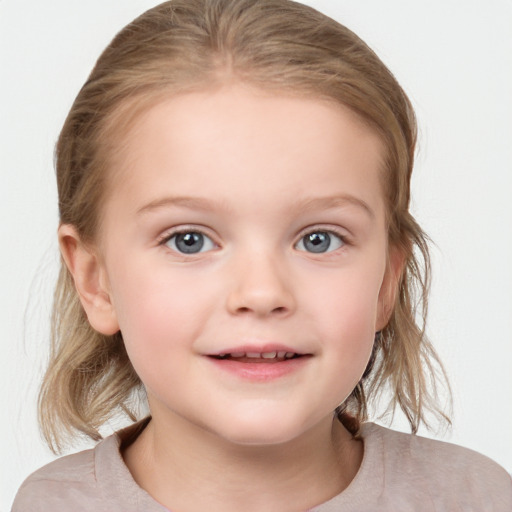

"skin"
[60, 83, 403, 512]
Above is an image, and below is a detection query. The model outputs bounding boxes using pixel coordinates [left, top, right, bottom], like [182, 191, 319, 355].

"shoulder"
[12, 442, 104, 512]
[11, 420, 163, 512]
[362, 423, 512, 510]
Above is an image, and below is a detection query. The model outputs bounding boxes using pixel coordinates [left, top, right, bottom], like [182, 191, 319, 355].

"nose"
[226, 250, 295, 317]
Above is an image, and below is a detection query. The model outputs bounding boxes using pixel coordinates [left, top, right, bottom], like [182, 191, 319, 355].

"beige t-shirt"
[12, 421, 512, 511]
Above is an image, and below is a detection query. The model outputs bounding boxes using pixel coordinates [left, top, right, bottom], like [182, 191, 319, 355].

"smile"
[205, 348, 311, 381]
[212, 351, 301, 362]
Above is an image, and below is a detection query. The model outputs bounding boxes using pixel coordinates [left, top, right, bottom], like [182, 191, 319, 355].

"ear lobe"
[58, 224, 120, 335]
[376, 246, 405, 331]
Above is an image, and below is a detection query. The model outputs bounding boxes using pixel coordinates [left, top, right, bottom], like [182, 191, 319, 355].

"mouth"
[205, 347, 311, 381]
[210, 351, 304, 363]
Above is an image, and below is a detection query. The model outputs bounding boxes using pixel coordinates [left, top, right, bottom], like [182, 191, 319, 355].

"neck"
[123, 411, 362, 512]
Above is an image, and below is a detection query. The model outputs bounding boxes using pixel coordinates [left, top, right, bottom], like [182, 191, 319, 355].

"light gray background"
[1, 0, 511, 509]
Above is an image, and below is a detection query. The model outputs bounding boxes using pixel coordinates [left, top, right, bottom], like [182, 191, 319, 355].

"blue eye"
[165, 231, 216, 254]
[296, 231, 344, 253]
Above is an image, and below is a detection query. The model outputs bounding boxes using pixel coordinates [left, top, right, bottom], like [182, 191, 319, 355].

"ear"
[58, 224, 120, 335]
[376, 245, 405, 331]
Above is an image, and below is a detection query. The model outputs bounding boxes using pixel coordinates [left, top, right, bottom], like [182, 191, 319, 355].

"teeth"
[215, 351, 299, 359]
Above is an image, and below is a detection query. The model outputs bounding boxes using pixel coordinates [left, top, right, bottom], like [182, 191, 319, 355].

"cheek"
[106, 260, 211, 365]
[303, 261, 384, 333]
[300, 260, 384, 386]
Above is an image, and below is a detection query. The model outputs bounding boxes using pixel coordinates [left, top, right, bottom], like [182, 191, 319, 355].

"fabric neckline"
[94, 418, 383, 511]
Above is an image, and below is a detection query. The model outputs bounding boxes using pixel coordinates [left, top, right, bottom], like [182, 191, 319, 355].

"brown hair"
[40, 0, 450, 452]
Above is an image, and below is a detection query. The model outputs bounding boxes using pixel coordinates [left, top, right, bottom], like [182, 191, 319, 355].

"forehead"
[103, 84, 386, 221]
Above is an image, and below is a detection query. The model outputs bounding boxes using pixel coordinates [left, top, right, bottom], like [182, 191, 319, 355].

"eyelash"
[157, 226, 350, 255]
[295, 226, 349, 253]
[157, 227, 218, 253]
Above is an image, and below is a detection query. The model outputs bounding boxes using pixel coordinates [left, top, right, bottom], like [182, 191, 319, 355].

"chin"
[209, 411, 317, 447]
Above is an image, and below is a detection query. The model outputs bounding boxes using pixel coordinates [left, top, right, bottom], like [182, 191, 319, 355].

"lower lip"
[206, 356, 311, 382]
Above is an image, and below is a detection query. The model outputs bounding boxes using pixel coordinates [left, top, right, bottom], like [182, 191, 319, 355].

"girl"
[12, 0, 512, 510]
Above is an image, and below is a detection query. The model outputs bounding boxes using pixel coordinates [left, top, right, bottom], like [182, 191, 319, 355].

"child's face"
[90, 84, 397, 445]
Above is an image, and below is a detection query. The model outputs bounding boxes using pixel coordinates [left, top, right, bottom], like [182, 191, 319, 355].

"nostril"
[234, 305, 289, 316]
[227, 282, 295, 317]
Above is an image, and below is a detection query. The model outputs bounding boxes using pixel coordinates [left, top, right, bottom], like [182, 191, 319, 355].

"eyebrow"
[298, 195, 375, 219]
[137, 196, 227, 215]
[136, 194, 374, 218]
